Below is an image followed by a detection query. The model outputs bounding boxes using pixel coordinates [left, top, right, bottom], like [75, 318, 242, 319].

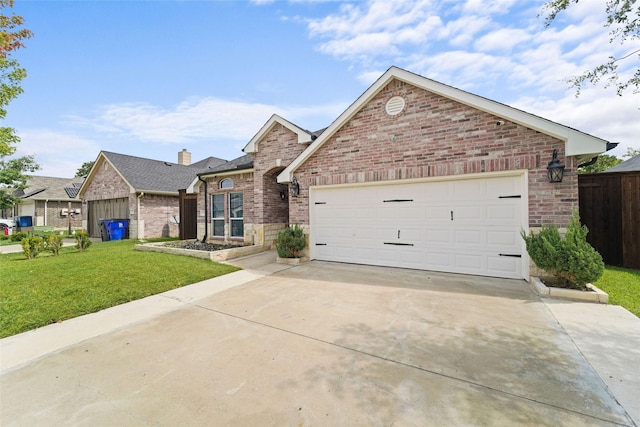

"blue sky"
[6, 0, 639, 177]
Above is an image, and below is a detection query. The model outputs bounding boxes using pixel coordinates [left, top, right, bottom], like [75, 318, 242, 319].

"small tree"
[276, 224, 306, 258]
[74, 230, 92, 252]
[21, 235, 43, 259]
[522, 210, 604, 287]
[44, 232, 63, 256]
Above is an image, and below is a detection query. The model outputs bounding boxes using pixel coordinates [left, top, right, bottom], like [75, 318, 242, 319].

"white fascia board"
[243, 114, 313, 154]
[190, 168, 254, 193]
[186, 168, 253, 194]
[277, 66, 609, 183]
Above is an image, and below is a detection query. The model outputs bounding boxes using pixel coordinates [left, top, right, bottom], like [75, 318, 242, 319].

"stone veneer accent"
[290, 78, 578, 228]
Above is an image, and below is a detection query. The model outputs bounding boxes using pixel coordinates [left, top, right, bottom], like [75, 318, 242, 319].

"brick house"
[190, 66, 611, 281]
[78, 149, 236, 239]
[1, 176, 85, 231]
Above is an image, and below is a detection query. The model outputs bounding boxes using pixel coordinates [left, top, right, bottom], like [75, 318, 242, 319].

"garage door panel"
[311, 175, 526, 279]
[487, 229, 520, 247]
[454, 229, 484, 246]
[487, 204, 520, 224]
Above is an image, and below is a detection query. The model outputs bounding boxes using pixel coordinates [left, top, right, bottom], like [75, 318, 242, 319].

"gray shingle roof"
[201, 154, 253, 174]
[605, 155, 640, 172]
[17, 176, 85, 200]
[102, 151, 231, 193]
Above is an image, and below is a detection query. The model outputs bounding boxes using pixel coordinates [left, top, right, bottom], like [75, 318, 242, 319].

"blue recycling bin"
[105, 219, 129, 241]
[16, 216, 32, 227]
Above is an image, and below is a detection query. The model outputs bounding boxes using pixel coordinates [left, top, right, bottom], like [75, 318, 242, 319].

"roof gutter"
[578, 142, 620, 168]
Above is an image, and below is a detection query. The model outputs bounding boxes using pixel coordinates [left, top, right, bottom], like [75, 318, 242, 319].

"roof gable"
[243, 114, 313, 154]
[278, 66, 609, 183]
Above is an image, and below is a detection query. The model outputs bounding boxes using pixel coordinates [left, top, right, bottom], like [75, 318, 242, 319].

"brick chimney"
[178, 149, 191, 166]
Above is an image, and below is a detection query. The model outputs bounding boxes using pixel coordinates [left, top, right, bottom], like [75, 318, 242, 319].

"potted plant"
[521, 209, 608, 302]
[275, 224, 308, 264]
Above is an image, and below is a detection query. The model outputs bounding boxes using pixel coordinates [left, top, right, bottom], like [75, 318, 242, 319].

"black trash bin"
[99, 219, 110, 241]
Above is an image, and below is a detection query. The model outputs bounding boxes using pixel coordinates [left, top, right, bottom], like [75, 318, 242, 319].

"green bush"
[522, 210, 604, 287]
[10, 232, 27, 242]
[276, 224, 306, 258]
[44, 233, 64, 256]
[74, 231, 92, 252]
[21, 236, 44, 259]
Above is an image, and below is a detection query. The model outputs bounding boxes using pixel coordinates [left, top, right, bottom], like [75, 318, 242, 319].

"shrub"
[21, 236, 44, 259]
[10, 232, 27, 242]
[276, 224, 306, 258]
[44, 233, 64, 256]
[522, 210, 604, 287]
[75, 231, 92, 252]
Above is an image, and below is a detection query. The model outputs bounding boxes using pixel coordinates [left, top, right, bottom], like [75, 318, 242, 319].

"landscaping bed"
[136, 240, 265, 261]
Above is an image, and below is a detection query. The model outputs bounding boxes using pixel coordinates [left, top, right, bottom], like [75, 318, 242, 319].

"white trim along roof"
[277, 66, 609, 183]
[243, 114, 314, 154]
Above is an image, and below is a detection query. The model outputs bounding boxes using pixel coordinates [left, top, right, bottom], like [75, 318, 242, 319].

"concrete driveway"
[1, 254, 636, 426]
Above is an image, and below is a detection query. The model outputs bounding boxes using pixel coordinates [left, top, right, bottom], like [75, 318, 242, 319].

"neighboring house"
[78, 149, 231, 239]
[579, 155, 640, 269]
[188, 66, 611, 281]
[2, 176, 84, 230]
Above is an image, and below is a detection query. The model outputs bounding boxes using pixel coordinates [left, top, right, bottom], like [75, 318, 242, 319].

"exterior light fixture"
[290, 177, 300, 197]
[547, 149, 565, 183]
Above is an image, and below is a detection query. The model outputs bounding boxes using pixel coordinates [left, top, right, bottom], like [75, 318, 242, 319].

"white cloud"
[513, 87, 640, 157]
[68, 97, 343, 146]
[13, 130, 101, 178]
[473, 27, 531, 52]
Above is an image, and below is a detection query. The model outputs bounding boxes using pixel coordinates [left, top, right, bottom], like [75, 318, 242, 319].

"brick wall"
[34, 200, 83, 229]
[200, 172, 254, 242]
[139, 194, 179, 238]
[82, 158, 131, 201]
[253, 123, 309, 224]
[291, 78, 577, 227]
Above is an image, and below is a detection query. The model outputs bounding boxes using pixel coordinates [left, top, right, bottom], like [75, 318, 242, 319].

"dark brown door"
[179, 190, 198, 240]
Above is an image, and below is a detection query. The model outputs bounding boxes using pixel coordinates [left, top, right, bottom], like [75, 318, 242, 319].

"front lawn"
[0, 239, 240, 338]
[593, 266, 640, 318]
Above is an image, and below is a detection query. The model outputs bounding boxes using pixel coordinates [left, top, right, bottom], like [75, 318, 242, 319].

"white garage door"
[310, 174, 527, 279]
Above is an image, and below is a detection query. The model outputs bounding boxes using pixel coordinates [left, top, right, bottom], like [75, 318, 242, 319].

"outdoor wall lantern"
[547, 149, 565, 183]
[290, 177, 300, 197]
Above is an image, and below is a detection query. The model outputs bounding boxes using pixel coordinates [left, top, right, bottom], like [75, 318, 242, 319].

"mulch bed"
[539, 277, 591, 292]
[163, 241, 238, 252]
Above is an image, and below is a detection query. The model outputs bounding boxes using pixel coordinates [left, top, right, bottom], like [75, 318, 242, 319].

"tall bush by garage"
[522, 210, 604, 287]
[276, 224, 306, 258]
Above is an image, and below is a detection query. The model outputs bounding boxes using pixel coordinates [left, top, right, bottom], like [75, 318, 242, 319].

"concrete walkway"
[1, 251, 638, 426]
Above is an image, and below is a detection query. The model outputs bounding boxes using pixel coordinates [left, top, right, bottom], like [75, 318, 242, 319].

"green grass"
[593, 266, 640, 318]
[1, 240, 240, 338]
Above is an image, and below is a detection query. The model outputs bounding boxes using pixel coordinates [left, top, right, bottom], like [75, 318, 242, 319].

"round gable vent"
[385, 96, 406, 116]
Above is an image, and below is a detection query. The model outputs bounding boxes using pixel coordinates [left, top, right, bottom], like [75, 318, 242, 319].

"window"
[219, 178, 234, 189]
[212, 194, 224, 237]
[229, 192, 243, 238]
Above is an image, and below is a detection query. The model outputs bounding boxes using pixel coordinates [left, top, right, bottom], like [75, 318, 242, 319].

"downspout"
[198, 176, 208, 242]
[137, 192, 144, 240]
[44, 199, 48, 226]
